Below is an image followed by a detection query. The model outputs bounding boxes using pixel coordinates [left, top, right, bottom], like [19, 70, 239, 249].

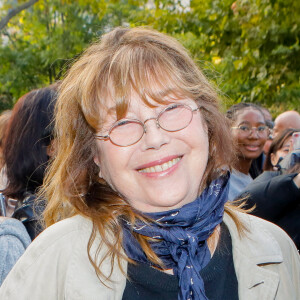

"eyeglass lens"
[239, 125, 268, 136]
[109, 104, 194, 146]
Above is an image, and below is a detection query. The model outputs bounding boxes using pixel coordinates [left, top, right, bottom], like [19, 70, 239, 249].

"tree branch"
[0, 0, 39, 31]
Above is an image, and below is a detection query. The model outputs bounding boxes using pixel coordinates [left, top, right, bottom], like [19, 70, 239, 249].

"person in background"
[0, 110, 12, 190]
[0, 110, 12, 167]
[273, 110, 300, 138]
[0, 27, 299, 300]
[263, 128, 297, 172]
[1, 86, 58, 240]
[226, 103, 269, 200]
[0, 217, 31, 286]
[0, 110, 14, 217]
[240, 156, 300, 249]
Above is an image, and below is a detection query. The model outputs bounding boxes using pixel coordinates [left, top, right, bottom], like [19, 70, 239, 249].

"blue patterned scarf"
[122, 173, 230, 300]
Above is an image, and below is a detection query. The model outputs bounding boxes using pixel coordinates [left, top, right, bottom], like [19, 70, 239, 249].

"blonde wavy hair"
[42, 27, 244, 281]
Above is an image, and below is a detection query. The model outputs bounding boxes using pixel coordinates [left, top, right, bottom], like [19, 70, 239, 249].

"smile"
[244, 145, 260, 151]
[138, 157, 181, 173]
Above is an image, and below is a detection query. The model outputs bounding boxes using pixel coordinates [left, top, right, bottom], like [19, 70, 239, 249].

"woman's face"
[231, 108, 267, 160]
[94, 95, 209, 213]
[270, 137, 292, 167]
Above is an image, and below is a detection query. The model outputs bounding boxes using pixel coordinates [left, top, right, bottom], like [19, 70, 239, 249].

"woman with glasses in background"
[226, 103, 269, 200]
[0, 27, 299, 300]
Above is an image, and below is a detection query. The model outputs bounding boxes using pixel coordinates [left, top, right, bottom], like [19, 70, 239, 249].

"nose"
[248, 128, 259, 139]
[141, 118, 170, 150]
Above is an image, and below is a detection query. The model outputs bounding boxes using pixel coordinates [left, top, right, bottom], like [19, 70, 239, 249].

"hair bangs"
[105, 45, 196, 121]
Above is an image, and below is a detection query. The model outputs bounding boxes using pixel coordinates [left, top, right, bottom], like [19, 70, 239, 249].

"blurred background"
[0, 0, 299, 114]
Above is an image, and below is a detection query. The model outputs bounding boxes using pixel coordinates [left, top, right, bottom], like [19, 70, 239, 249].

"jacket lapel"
[224, 213, 283, 300]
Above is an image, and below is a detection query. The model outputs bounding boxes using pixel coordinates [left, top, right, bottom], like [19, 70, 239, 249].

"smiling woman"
[0, 27, 299, 300]
[226, 103, 269, 200]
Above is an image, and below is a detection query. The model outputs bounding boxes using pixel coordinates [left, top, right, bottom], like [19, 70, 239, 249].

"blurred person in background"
[0, 110, 14, 217]
[0, 110, 12, 167]
[263, 128, 297, 172]
[0, 110, 12, 190]
[226, 103, 269, 200]
[0, 217, 31, 286]
[240, 155, 300, 249]
[1, 86, 58, 240]
[0, 111, 31, 287]
[273, 110, 300, 138]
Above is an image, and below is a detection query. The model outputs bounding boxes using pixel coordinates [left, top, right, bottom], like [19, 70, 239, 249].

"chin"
[140, 197, 191, 213]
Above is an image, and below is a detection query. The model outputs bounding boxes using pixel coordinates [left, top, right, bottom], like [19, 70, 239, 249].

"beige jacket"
[0, 212, 299, 300]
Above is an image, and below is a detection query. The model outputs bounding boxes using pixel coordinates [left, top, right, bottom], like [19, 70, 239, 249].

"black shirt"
[122, 223, 238, 300]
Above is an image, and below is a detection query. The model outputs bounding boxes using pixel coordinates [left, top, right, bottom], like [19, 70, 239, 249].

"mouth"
[244, 145, 261, 152]
[137, 156, 182, 174]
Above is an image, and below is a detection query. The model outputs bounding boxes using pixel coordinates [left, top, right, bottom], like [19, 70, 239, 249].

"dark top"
[241, 172, 300, 249]
[122, 223, 238, 300]
[12, 193, 45, 240]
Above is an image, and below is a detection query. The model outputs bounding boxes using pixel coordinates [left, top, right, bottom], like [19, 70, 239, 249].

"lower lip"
[137, 157, 182, 178]
[244, 145, 260, 152]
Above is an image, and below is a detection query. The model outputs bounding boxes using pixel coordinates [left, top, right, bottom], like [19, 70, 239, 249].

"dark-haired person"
[0, 28, 299, 300]
[263, 128, 297, 172]
[226, 103, 269, 200]
[1, 86, 58, 240]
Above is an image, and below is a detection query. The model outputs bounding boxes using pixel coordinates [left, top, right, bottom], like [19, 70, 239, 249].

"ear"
[270, 153, 277, 166]
[93, 155, 103, 178]
[46, 139, 57, 157]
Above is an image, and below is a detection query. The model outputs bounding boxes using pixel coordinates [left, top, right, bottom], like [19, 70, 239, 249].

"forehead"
[102, 88, 192, 117]
[235, 108, 265, 124]
[282, 137, 292, 146]
[262, 109, 272, 122]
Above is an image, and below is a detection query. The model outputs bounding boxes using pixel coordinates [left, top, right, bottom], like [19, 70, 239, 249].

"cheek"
[231, 131, 241, 143]
[259, 135, 267, 145]
[96, 144, 122, 180]
[276, 150, 286, 159]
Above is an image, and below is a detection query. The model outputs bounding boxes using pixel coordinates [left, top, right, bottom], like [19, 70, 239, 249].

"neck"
[233, 157, 252, 175]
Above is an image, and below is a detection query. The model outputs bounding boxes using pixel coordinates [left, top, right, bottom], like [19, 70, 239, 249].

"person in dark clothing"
[240, 154, 300, 249]
[1, 85, 58, 240]
[263, 128, 297, 171]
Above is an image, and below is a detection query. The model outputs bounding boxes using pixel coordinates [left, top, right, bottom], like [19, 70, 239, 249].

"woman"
[263, 128, 297, 172]
[1, 86, 58, 239]
[0, 27, 299, 300]
[226, 103, 269, 200]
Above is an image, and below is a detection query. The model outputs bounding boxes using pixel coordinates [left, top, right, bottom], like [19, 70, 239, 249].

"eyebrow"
[238, 121, 266, 125]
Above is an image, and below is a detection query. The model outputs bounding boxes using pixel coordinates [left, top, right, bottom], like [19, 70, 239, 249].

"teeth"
[139, 157, 181, 173]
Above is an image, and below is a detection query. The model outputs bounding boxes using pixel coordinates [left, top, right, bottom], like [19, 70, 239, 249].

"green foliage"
[0, 0, 299, 114]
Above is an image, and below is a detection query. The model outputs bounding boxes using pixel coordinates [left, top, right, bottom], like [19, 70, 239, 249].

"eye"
[164, 103, 182, 112]
[116, 119, 133, 127]
[257, 126, 267, 132]
[239, 125, 250, 131]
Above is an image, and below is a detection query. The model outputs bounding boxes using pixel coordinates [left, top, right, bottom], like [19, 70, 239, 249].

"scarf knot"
[122, 173, 230, 300]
